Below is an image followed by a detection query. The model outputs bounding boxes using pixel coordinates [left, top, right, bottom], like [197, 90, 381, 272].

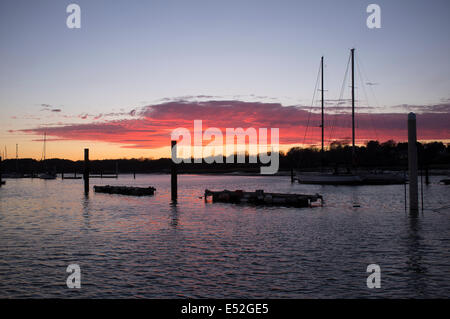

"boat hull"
[298, 173, 406, 185]
[298, 174, 363, 185]
[39, 173, 57, 180]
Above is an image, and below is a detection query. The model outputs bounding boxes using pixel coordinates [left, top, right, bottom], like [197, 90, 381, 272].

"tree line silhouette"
[1, 140, 449, 174]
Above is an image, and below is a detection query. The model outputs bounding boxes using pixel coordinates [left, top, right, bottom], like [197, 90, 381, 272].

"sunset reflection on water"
[0, 174, 448, 298]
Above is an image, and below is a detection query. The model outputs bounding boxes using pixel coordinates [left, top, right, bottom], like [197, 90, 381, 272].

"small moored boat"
[297, 173, 362, 185]
[39, 172, 57, 180]
[297, 171, 405, 185]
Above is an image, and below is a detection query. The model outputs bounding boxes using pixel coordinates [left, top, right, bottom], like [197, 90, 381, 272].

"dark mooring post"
[0, 156, 3, 187]
[84, 148, 90, 194]
[171, 140, 178, 202]
[408, 113, 418, 216]
[290, 167, 294, 183]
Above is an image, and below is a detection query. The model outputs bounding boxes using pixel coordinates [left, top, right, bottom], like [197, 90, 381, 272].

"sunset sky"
[1, 0, 449, 160]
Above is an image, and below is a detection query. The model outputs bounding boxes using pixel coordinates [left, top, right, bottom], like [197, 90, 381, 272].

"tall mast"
[351, 48, 355, 164]
[16, 144, 18, 172]
[43, 132, 46, 161]
[321, 56, 324, 154]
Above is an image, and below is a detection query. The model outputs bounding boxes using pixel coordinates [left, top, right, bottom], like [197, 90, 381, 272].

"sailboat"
[297, 49, 405, 185]
[2, 144, 24, 178]
[39, 133, 57, 180]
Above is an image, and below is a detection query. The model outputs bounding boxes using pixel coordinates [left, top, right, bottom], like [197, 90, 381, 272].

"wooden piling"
[15, 144, 19, 173]
[408, 113, 418, 215]
[403, 171, 407, 212]
[290, 167, 294, 183]
[0, 156, 2, 187]
[84, 148, 90, 194]
[171, 140, 177, 202]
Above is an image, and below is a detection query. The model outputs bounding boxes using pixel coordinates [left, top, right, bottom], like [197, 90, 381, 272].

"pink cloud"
[17, 100, 450, 149]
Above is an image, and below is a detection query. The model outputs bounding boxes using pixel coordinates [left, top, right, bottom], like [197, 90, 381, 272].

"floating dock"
[90, 175, 118, 178]
[94, 185, 156, 196]
[204, 189, 322, 208]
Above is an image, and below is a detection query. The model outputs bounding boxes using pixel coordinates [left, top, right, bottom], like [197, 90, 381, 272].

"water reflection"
[405, 216, 427, 296]
[169, 201, 179, 228]
[81, 193, 90, 230]
[1, 175, 448, 298]
[351, 188, 361, 208]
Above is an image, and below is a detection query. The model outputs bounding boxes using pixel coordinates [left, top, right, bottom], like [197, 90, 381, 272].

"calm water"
[0, 174, 449, 298]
